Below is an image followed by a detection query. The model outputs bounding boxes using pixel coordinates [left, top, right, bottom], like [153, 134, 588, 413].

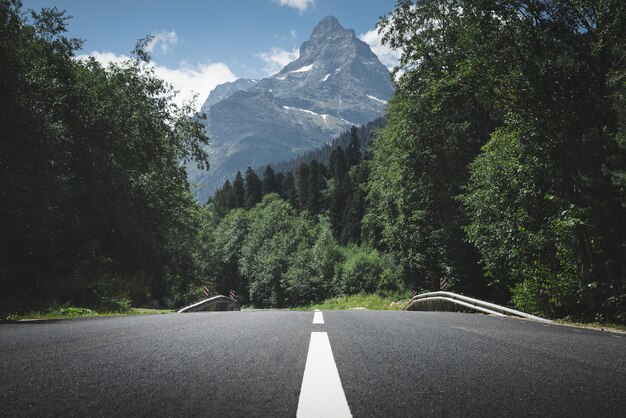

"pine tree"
[329, 147, 349, 236]
[283, 172, 298, 208]
[330, 146, 348, 180]
[295, 162, 310, 211]
[307, 160, 324, 215]
[262, 165, 278, 196]
[232, 171, 245, 208]
[244, 167, 262, 209]
[346, 125, 362, 168]
[275, 172, 285, 197]
[212, 180, 236, 217]
[340, 164, 368, 244]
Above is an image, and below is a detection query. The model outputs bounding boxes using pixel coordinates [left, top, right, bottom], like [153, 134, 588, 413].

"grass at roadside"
[5, 307, 173, 321]
[554, 319, 626, 334]
[295, 293, 410, 311]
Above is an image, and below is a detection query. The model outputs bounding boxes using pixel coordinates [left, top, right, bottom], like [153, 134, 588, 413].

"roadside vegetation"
[5, 307, 173, 321]
[1, 1, 625, 325]
[299, 293, 410, 311]
[554, 319, 626, 334]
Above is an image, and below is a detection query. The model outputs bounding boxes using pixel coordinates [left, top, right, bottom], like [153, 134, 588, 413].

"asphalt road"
[1, 310, 625, 417]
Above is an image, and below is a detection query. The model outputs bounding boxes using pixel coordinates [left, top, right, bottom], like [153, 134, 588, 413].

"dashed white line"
[313, 310, 324, 324]
[296, 332, 352, 418]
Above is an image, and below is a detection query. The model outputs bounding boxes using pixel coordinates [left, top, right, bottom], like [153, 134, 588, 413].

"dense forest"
[2, 0, 625, 323]
[367, 0, 626, 322]
[0, 1, 213, 313]
[260, 119, 384, 175]
[206, 126, 407, 307]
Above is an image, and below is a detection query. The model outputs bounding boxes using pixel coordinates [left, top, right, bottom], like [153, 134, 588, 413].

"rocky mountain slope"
[189, 16, 394, 202]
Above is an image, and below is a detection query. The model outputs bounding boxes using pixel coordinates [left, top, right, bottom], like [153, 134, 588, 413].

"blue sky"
[22, 0, 401, 109]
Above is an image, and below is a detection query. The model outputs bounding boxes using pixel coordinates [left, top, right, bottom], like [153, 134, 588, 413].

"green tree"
[275, 172, 285, 197]
[346, 125, 362, 168]
[369, 0, 492, 294]
[239, 195, 311, 307]
[232, 171, 245, 208]
[330, 146, 349, 179]
[282, 171, 298, 208]
[283, 216, 342, 305]
[244, 166, 262, 209]
[341, 163, 368, 244]
[374, 0, 626, 321]
[461, 126, 582, 315]
[295, 162, 310, 210]
[262, 165, 279, 196]
[211, 180, 236, 217]
[213, 208, 250, 303]
[334, 245, 404, 296]
[329, 147, 349, 236]
[306, 160, 325, 215]
[459, 0, 626, 320]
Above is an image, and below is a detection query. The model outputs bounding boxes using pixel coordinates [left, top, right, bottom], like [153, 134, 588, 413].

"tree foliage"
[7, 0, 624, 322]
[0, 1, 210, 312]
[370, 0, 626, 322]
[210, 194, 404, 307]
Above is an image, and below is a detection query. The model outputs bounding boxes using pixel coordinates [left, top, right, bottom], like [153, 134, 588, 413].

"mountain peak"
[299, 16, 357, 59]
[310, 15, 353, 39]
[191, 15, 394, 201]
[312, 16, 343, 34]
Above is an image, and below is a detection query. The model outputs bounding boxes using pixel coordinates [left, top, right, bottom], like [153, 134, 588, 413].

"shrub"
[56, 307, 95, 316]
[334, 246, 404, 295]
[97, 296, 131, 313]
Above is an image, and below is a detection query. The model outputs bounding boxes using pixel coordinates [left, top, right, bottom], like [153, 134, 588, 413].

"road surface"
[1, 310, 625, 417]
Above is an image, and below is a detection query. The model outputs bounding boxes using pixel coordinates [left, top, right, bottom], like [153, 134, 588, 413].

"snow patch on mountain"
[292, 64, 314, 73]
[367, 94, 388, 105]
[283, 105, 320, 116]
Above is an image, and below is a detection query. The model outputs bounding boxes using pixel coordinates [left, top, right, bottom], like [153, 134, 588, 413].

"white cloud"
[275, 0, 314, 14]
[255, 47, 299, 75]
[79, 50, 131, 66]
[273, 29, 297, 41]
[146, 30, 179, 55]
[152, 61, 237, 109]
[78, 51, 237, 111]
[359, 29, 402, 71]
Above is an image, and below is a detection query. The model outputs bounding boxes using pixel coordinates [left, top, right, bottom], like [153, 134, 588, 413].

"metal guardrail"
[178, 295, 241, 313]
[404, 291, 552, 323]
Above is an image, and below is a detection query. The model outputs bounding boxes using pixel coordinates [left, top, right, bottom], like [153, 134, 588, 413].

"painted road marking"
[313, 311, 324, 324]
[296, 332, 352, 418]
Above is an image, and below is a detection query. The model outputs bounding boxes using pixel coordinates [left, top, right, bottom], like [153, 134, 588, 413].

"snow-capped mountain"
[189, 16, 394, 201]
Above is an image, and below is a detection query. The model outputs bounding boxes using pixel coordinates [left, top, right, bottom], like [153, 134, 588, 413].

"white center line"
[296, 332, 352, 418]
[313, 310, 324, 324]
